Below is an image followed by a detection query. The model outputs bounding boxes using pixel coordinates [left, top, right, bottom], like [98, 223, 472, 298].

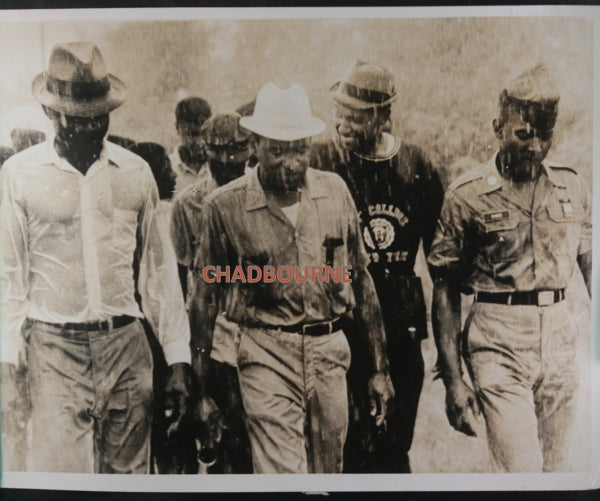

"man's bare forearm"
[577, 251, 592, 297]
[188, 281, 219, 395]
[351, 268, 389, 373]
[432, 273, 463, 388]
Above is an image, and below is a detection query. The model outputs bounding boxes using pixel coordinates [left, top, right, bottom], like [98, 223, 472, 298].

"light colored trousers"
[237, 326, 351, 473]
[26, 318, 153, 473]
[464, 300, 579, 472]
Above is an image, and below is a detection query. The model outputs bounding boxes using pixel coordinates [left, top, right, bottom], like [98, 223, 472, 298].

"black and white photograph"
[0, 5, 598, 492]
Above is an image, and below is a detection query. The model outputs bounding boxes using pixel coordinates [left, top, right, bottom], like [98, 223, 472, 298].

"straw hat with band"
[32, 42, 126, 118]
[329, 60, 397, 110]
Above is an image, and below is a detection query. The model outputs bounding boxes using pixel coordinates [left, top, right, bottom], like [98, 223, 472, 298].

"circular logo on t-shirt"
[363, 217, 395, 250]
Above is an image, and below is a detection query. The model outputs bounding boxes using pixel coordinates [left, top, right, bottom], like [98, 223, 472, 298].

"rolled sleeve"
[0, 164, 30, 365]
[137, 170, 191, 365]
[427, 188, 467, 276]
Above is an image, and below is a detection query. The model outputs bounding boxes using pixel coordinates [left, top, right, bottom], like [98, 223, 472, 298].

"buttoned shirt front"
[169, 145, 209, 195]
[0, 139, 191, 365]
[193, 167, 370, 327]
[427, 152, 592, 293]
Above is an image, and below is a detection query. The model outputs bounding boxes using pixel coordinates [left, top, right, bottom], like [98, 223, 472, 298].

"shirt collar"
[172, 145, 207, 176]
[478, 151, 564, 196]
[40, 137, 119, 174]
[245, 165, 328, 212]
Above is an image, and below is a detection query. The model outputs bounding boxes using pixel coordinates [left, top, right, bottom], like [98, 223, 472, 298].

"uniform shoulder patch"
[448, 163, 487, 191]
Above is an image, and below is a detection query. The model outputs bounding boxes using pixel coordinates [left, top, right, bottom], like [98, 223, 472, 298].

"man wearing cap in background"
[170, 112, 253, 473]
[428, 63, 592, 472]
[189, 82, 394, 473]
[311, 61, 444, 473]
[170, 96, 212, 196]
[0, 42, 192, 473]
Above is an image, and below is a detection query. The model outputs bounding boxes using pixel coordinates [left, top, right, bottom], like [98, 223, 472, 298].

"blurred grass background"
[0, 14, 593, 473]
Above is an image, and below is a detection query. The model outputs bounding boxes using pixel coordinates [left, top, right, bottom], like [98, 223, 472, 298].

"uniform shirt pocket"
[546, 202, 585, 256]
[479, 210, 522, 263]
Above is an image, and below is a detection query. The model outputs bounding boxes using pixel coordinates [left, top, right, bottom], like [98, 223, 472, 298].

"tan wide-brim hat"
[240, 82, 325, 141]
[32, 42, 126, 117]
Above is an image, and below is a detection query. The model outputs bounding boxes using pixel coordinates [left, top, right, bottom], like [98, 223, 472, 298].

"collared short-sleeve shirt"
[171, 172, 218, 268]
[0, 140, 190, 365]
[169, 146, 209, 195]
[427, 153, 592, 293]
[192, 167, 370, 327]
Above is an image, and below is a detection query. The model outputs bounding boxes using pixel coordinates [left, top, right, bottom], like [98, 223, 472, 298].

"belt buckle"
[537, 291, 554, 307]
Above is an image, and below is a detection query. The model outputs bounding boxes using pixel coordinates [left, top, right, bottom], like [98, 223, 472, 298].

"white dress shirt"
[0, 139, 190, 366]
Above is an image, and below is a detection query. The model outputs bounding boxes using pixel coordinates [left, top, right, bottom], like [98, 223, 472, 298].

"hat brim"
[32, 72, 127, 117]
[239, 116, 326, 141]
[329, 81, 397, 110]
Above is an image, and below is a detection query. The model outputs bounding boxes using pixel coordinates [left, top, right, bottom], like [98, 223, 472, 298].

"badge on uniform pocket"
[483, 211, 510, 223]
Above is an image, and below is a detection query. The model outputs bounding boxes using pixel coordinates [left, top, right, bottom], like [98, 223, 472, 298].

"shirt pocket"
[546, 202, 585, 256]
[112, 208, 139, 254]
[479, 210, 521, 263]
[320, 236, 347, 268]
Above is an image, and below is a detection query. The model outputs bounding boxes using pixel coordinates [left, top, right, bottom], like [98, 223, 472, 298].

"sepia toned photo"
[0, 6, 597, 492]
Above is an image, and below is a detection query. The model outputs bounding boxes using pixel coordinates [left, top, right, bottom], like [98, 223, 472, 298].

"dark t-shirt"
[311, 136, 443, 333]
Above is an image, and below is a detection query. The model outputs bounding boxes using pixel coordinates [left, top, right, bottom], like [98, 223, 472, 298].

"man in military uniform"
[311, 61, 444, 473]
[428, 63, 592, 472]
[170, 112, 253, 473]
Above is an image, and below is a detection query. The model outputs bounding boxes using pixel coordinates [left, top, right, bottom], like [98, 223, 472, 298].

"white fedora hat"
[240, 82, 325, 141]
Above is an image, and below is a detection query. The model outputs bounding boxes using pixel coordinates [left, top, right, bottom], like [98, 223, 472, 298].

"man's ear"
[492, 118, 503, 140]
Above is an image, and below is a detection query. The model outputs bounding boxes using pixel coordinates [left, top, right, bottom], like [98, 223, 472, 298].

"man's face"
[176, 121, 205, 159]
[45, 107, 109, 150]
[334, 104, 383, 153]
[495, 105, 554, 181]
[254, 136, 311, 192]
[205, 140, 251, 187]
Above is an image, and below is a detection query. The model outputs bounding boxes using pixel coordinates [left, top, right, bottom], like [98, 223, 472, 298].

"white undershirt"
[281, 202, 300, 226]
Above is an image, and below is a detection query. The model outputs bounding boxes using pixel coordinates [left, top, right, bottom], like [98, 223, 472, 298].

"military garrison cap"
[501, 63, 559, 130]
[201, 112, 250, 146]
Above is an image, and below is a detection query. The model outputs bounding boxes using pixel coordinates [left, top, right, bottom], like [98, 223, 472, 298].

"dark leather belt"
[36, 315, 136, 332]
[474, 289, 565, 307]
[257, 319, 343, 336]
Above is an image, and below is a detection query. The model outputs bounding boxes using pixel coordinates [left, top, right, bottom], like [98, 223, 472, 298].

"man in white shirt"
[0, 42, 192, 473]
[170, 97, 212, 195]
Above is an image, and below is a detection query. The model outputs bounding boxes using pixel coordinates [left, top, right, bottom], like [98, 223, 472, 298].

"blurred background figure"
[170, 112, 253, 474]
[170, 97, 212, 195]
[1, 104, 50, 155]
[132, 142, 177, 201]
[0, 146, 16, 169]
[131, 141, 195, 473]
[108, 134, 137, 151]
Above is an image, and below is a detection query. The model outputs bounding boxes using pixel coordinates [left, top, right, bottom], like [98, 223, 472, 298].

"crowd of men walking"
[0, 42, 592, 475]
